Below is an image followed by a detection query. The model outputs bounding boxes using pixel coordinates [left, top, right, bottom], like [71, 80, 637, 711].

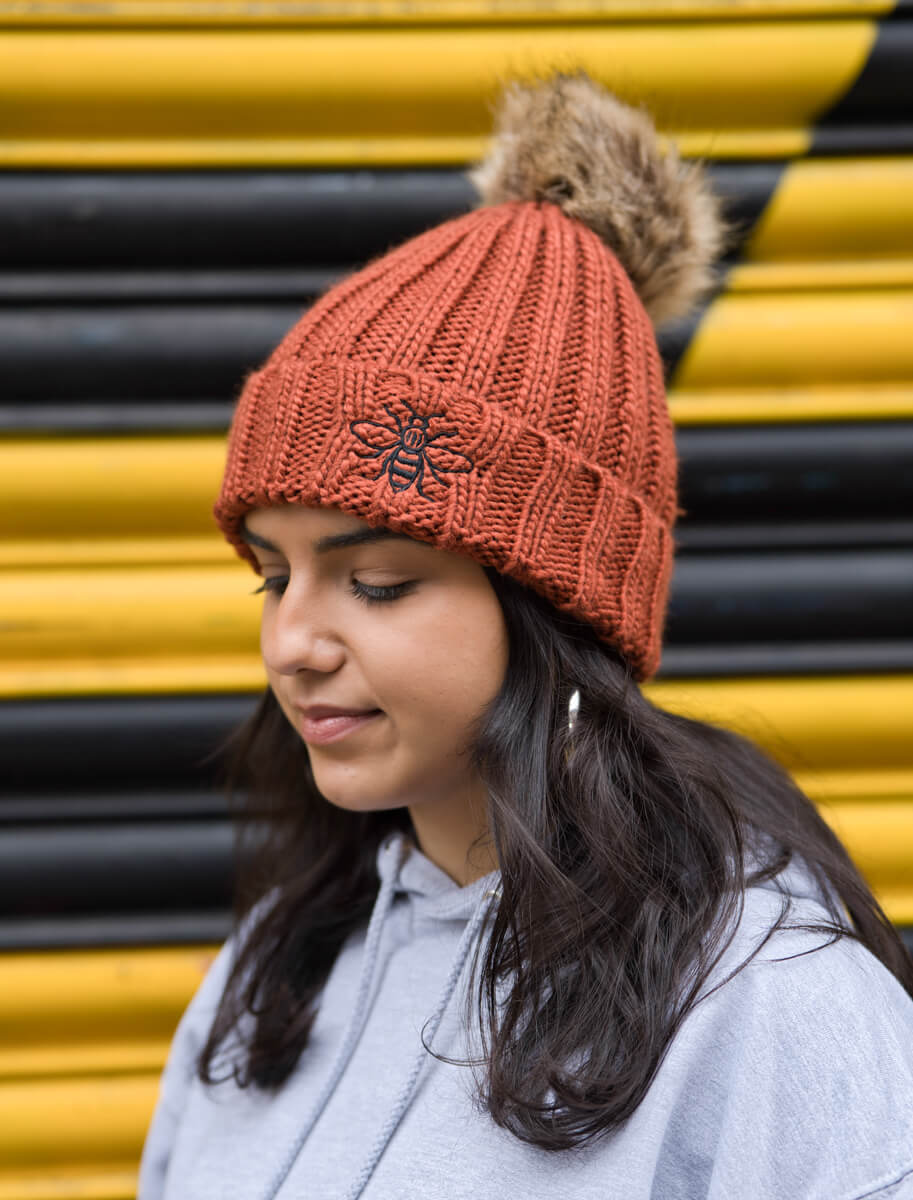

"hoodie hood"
[381, 832, 501, 922]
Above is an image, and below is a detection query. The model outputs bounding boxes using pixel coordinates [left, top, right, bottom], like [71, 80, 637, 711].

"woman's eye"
[251, 577, 415, 605]
[252, 576, 287, 596]
[350, 579, 416, 606]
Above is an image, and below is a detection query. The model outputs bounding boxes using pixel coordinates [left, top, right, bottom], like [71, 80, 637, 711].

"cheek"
[382, 590, 507, 732]
[265, 667, 296, 730]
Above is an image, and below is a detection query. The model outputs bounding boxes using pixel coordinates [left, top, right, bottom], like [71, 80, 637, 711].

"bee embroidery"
[349, 400, 475, 498]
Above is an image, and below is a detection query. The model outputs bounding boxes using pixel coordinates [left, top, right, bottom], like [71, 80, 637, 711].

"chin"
[310, 770, 408, 815]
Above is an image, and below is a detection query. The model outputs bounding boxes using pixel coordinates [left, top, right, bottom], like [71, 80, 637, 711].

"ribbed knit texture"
[214, 199, 677, 680]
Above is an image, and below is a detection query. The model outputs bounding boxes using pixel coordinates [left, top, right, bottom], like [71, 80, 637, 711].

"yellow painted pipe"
[0, 537, 231, 570]
[728, 261, 913, 292]
[0, 564, 258, 661]
[730, 157, 913, 291]
[0, 1075, 155, 1164]
[648, 676, 913, 773]
[867, 888, 913, 927]
[820, 801, 913, 886]
[0, 1166, 137, 1200]
[674, 290, 913, 389]
[0, 1041, 171, 1084]
[0, 23, 873, 165]
[0, 437, 225, 542]
[0, 946, 216, 1040]
[0, 0, 895, 25]
[796, 769, 913, 805]
[0, 653, 266, 697]
[668, 386, 913, 424]
[744, 159, 913, 265]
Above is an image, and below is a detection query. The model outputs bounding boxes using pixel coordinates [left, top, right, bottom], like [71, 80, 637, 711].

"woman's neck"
[407, 786, 498, 886]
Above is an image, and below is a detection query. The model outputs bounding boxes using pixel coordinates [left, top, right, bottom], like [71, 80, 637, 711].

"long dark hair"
[199, 568, 913, 1150]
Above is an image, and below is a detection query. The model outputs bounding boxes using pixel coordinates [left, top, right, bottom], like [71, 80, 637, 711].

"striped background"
[1, 2, 912, 1195]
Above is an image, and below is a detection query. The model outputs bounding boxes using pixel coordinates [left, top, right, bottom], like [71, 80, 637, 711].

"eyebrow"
[239, 519, 416, 555]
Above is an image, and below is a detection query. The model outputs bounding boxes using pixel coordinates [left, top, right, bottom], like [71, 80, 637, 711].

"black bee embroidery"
[349, 400, 475, 497]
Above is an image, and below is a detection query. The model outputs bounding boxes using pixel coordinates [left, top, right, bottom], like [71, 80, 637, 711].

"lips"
[300, 704, 378, 721]
[295, 704, 382, 746]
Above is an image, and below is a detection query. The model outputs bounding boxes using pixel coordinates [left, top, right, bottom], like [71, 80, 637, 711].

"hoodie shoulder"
[649, 878, 913, 1200]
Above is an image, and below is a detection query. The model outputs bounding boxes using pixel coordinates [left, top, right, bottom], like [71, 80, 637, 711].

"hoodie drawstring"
[341, 880, 499, 1200]
[259, 837, 407, 1200]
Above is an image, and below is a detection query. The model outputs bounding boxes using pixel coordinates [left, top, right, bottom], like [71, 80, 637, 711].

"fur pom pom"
[470, 73, 727, 328]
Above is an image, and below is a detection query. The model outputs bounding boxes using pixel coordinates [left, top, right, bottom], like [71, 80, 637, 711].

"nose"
[260, 582, 346, 678]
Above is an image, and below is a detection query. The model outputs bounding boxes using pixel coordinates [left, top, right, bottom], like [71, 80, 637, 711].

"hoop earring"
[568, 689, 580, 733]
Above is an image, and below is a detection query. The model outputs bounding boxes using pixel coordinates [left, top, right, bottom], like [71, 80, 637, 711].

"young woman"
[139, 74, 913, 1199]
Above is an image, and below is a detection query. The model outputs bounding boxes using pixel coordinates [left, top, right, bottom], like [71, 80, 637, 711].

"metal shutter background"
[1, 3, 912, 1194]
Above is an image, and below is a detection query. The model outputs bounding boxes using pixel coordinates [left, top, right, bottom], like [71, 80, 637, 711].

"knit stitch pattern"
[214, 199, 678, 680]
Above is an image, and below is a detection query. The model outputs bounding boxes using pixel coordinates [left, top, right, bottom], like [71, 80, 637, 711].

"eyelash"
[251, 577, 415, 607]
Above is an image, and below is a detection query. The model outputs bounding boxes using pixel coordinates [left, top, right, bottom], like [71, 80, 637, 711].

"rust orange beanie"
[214, 75, 724, 680]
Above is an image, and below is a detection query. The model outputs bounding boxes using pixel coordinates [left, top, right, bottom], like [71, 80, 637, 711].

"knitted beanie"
[214, 74, 724, 680]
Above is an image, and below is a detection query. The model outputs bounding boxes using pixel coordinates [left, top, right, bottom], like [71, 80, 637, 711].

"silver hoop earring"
[568, 689, 580, 733]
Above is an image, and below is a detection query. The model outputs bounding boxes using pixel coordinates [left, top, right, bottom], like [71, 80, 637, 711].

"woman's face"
[241, 504, 509, 819]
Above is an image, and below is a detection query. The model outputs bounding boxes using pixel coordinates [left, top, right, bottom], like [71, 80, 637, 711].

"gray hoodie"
[139, 833, 913, 1200]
